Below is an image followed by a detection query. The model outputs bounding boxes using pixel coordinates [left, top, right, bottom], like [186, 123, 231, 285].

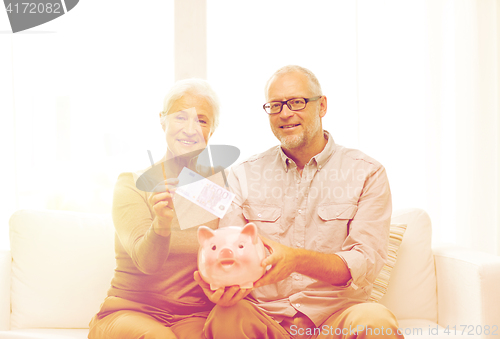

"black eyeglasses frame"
[263, 96, 322, 114]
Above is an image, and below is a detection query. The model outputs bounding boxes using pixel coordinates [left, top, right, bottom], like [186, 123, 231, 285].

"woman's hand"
[193, 271, 252, 307]
[148, 178, 179, 237]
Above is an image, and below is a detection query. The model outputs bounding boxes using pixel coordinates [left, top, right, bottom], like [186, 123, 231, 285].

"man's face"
[267, 72, 326, 151]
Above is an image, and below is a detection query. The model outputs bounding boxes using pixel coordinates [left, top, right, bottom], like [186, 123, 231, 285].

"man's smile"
[280, 123, 301, 129]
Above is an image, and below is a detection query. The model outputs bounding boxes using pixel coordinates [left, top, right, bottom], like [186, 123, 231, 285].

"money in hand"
[176, 167, 235, 219]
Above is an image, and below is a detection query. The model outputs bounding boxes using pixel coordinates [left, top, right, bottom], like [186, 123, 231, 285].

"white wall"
[0, 1, 175, 249]
[1, 0, 498, 255]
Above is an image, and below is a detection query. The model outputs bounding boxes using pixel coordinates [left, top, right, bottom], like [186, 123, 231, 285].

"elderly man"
[196, 65, 403, 339]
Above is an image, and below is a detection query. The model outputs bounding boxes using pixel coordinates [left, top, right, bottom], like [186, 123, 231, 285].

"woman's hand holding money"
[149, 178, 178, 237]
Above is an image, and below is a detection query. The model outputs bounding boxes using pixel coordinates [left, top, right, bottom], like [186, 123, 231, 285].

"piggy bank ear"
[197, 226, 215, 246]
[241, 223, 259, 244]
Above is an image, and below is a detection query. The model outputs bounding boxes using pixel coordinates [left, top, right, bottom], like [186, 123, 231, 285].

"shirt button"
[296, 242, 301, 247]
[294, 275, 300, 280]
[298, 209, 302, 214]
[296, 303, 301, 308]
[258, 213, 262, 217]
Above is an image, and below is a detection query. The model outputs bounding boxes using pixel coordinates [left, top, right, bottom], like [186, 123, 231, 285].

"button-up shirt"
[220, 130, 392, 326]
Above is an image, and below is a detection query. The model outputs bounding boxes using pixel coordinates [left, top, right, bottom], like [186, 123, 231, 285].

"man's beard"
[277, 133, 305, 149]
[272, 116, 321, 150]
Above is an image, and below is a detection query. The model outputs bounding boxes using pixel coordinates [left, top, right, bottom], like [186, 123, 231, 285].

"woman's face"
[162, 94, 214, 158]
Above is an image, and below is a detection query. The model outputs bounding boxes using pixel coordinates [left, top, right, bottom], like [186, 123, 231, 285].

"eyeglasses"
[263, 96, 322, 114]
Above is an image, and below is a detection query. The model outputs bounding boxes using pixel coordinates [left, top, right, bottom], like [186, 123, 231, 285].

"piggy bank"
[197, 223, 266, 290]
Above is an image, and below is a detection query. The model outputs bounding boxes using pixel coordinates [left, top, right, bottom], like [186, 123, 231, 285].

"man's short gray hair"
[161, 78, 220, 133]
[265, 65, 323, 100]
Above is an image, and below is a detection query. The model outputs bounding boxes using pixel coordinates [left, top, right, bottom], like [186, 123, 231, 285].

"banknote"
[176, 167, 235, 219]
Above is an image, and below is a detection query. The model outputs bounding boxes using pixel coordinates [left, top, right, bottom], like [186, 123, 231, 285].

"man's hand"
[253, 236, 298, 288]
[193, 271, 252, 307]
[255, 236, 353, 287]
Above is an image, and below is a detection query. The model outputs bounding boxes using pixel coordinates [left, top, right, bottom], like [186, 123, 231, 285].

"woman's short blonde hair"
[161, 78, 220, 133]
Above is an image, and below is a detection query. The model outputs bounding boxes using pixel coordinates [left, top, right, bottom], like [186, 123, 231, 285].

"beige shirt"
[220, 131, 392, 326]
[104, 165, 223, 316]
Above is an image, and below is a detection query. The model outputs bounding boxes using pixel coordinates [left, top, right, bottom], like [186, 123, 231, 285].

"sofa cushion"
[380, 208, 437, 322]
[9, 210, 115, 329]
[369, 223, 407, 302]
[0, 328, 89, 338]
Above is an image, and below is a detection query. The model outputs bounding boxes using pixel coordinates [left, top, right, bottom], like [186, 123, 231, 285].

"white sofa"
[0, 208, 499, 339]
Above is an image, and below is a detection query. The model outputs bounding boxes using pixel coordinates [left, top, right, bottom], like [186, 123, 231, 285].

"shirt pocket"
[315, 203, 358, 253]
[243, 204, 282, 241]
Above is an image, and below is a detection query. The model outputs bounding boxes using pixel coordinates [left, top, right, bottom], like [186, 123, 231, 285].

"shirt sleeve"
[112, 172, 171, 275]
[334, 165, 392, 289]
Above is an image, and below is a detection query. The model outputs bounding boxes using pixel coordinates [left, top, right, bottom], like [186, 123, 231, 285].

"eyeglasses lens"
[265, 99, 308, 114]
[287, 99, 306, 110]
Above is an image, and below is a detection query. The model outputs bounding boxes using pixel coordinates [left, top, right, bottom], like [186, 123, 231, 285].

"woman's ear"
[160, 112, 167, 132]
[206, 127, 214, 140]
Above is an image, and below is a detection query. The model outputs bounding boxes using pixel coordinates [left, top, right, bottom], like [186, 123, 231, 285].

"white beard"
[279, 133, 305, 149]
[272, 114, 322, 150]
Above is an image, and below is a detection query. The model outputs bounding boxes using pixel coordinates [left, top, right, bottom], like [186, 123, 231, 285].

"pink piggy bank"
[197, 223, 266, 290]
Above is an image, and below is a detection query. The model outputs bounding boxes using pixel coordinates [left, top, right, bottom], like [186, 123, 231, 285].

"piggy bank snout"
[197, 224, 266, 290]
[218, 248, 234, 260]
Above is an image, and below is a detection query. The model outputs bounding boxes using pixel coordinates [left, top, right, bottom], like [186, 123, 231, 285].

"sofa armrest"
[0, 250, 11, 331]
[433, 244, 500, 332]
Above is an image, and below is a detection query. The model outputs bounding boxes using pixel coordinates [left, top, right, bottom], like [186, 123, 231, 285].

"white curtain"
[1, 0, 499, 255]
[0, 1, 175, 249]
[208, 0, 500, 255]
[356, 0, 499, 254]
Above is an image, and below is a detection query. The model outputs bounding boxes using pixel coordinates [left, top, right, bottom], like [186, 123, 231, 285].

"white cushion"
[0, 328, 89, 338]
[380, 208, 437, 322]
[9, 210, 115, 329]
[434, 244, 500, 330]
[0, 250, 11, 331]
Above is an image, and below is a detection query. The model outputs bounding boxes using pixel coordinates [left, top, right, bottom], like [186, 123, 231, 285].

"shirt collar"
[312, 130, 335, 170]
[278, 130, 336, 172]
[278, 145, 291, 171]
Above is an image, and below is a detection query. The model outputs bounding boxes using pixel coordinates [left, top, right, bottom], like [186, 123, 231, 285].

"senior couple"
[88, 65, 403, 339]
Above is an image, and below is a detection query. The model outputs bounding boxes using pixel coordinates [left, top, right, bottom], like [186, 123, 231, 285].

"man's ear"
[319, 95, 327, 118]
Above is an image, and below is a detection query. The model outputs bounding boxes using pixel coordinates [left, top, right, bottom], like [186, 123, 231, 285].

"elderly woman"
[88, 79, 221, 339]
